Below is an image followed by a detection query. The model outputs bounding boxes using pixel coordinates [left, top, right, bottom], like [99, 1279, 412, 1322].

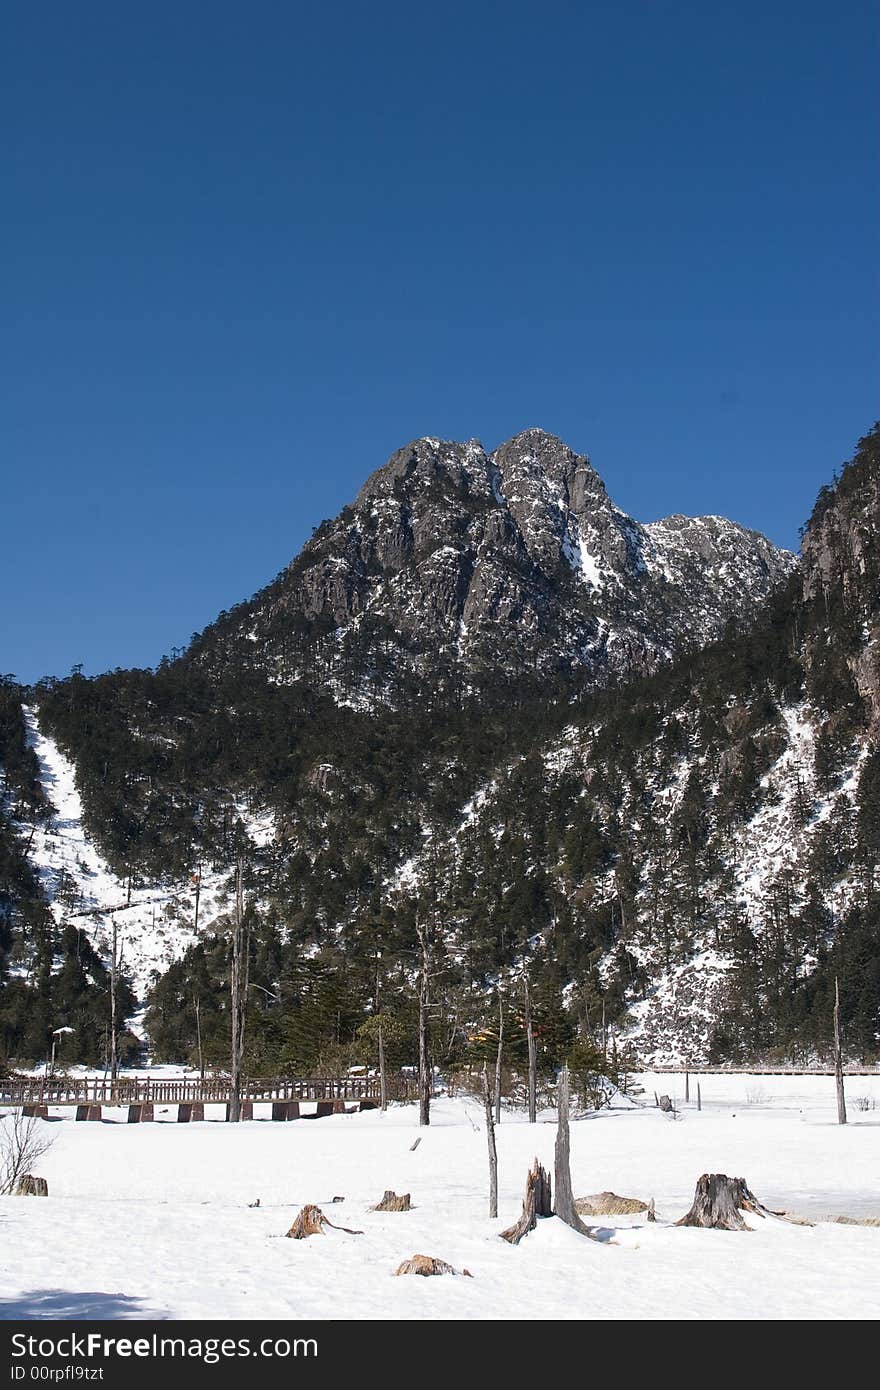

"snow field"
[2, 1076, 878, 1321]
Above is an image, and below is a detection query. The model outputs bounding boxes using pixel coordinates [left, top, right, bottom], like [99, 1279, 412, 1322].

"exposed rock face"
[191, 428, 796, 697]
[800, 425, 880, 726]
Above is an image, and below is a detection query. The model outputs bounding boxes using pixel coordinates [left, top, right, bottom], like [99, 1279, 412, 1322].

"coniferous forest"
[1, 425, 878, 1076]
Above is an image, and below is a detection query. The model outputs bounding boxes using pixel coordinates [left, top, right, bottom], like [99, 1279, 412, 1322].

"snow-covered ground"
[2, 1074, 878, 1321]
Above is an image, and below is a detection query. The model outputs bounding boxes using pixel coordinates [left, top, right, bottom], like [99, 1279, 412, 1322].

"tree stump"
[658, 1095, 674, 1113]
[394, 1254, 472, 1277]
[676, 1173, 773, 1230]
[500, 1158, 552, 1244]
[285, 1204, 363, 1238]
[15, 1175, 48, 1197]
[373, 1190, 411, 1211]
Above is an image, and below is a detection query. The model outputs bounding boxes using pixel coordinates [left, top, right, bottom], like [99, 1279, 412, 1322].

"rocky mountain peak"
[190, 429, 797, 698]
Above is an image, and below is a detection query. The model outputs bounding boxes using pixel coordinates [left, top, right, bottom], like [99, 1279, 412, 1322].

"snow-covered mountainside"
[2, 424, 877, 1073]
[189, 428, 795, 696]
[17, 707, 272, 998]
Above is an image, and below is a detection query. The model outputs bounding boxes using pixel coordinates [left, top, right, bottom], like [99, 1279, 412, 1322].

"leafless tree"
[482, 1063, 498, 1218]
[109, 917, 123, 1092]
[194, 992, 204, 1081]
[228, 857, 251, 1123]
[416, 914, 431, 1126]
[0, 1112, 55, 1196]
[834, 976, 847, 1126]
[494, 989, 504, 1126]
[524, 974, 537, 1123]
[376, 952, 387, 1112]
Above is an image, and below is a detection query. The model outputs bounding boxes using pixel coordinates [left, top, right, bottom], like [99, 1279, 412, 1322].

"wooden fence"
[0, 1073, 417, 1108]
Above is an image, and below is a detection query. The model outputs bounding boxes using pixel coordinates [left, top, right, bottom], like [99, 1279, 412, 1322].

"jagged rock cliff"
[190, 429, 794, 696]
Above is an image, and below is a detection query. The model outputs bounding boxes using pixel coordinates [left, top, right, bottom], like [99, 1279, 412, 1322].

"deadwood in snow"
[500, 1158, 552, 1244]
[285, 1204, 364, 1238]
[15, 1174, 48, 1196]
[676, 1173, 778, 1231]
[553, 1066, 593, 1237]
[373, 1190, 411, 1211]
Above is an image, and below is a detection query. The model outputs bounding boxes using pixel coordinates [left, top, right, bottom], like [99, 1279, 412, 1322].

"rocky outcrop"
[190, 428, 796, 698]
[800, 424, 880, 725]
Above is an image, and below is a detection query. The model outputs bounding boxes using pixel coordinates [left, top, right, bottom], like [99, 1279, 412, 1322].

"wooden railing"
[0, 1074, 417, 1107]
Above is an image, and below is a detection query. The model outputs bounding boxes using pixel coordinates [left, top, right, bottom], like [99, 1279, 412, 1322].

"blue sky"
[3, 1, 878, 683]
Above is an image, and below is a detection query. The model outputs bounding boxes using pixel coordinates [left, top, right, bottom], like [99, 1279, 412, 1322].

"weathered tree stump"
[15, 1175, 48, 1197]
[373, 1190, 411, 1211]
[394, 1254, 472, 1277]
[676, 1173, 774, 1231]
[574, 1191, 647, 1216]
[500, 1158, 552, 1244]
[285, 1204, 364, 1238]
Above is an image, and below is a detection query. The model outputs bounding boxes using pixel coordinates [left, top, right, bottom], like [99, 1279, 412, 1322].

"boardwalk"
[2, 1073, 417, 1121]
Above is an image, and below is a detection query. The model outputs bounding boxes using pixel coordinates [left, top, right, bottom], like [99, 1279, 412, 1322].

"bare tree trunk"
[228, 858, 250, 1123]
[482, 1064, 498, 1218]
[109, 918, 120, 1094]
[685, 1070, 690, 1103]
[553, 1065, 591, 1236]
[524, 975, 537, 1124]
[834, 976, 847, 1126]
[376, 954, 387, 1112]
[417, 916, 430, 1127]
[494, 990, 504, 1127]
[193, 863, 201, 934]
[378, 1021, 387, 1112]
[697, 1081, 702, 1112]
[194, 994, 204, 1081]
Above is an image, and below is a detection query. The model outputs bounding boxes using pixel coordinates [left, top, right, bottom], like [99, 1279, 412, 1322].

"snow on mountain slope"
[19, 707, 264, 1000]
[615, 701, 867, 1065]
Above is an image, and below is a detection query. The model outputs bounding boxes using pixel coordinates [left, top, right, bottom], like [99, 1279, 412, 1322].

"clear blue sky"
[3, 1, 878, 684]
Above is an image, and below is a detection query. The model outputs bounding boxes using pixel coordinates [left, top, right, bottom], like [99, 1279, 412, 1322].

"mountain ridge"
[187, 427, 795, 701]
[2, 424, 877, 1076]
